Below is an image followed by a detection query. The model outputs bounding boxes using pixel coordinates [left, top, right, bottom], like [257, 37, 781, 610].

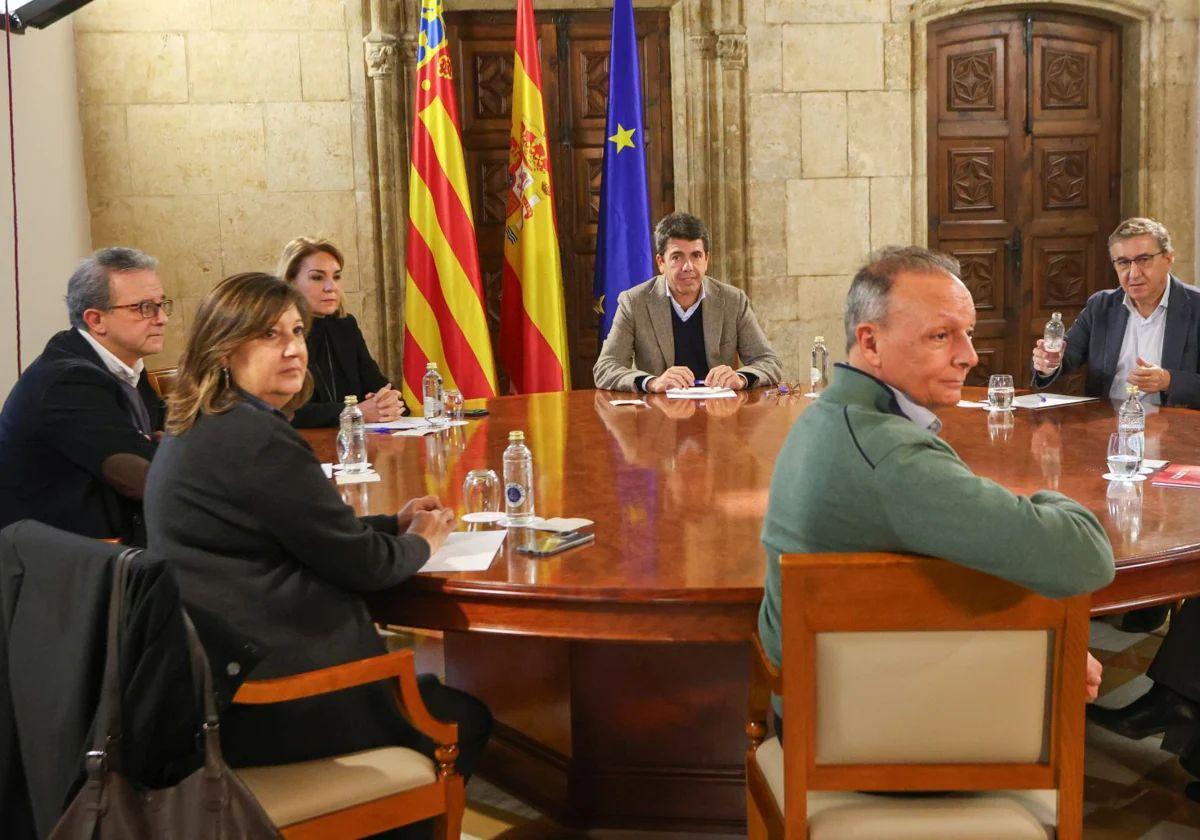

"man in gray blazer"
[593, 212, 782, 392]
[1032, 217, 1200, 407]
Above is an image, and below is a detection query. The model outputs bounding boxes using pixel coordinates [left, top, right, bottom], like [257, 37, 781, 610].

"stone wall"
[70, 0, 1199, 381]
[744, 0, 1200, 378]
[73, 0, 379, 368]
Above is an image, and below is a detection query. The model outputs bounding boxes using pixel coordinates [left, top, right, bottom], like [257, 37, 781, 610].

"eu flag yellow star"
[608, 124, 636, 153]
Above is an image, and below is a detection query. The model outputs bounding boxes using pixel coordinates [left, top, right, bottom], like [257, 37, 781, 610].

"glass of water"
[463, 469, 501, 517]
[443, 389, 464, 423]
[1107, 433, 1141, 480]
[987, 374, 1015, 411]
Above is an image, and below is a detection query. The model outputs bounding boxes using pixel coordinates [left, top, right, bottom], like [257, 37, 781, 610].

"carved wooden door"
[928, 11, 1120, 389]
[446, 11, 674, 390]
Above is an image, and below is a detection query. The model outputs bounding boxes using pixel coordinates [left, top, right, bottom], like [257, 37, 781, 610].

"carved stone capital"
[364, 28, 399, 79]
[688, 33, 717, 59]
[716, 32, 747, 68]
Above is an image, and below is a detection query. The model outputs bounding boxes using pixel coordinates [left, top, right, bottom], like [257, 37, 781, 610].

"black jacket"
[0, 521, 258, 839]
[1033, 276, 1200, 406]
[145, 395, 431, 767]
[0, 330, 163, 544]
[292, 314, 392, 427]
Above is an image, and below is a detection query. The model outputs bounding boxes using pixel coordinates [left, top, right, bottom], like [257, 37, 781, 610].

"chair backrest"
[777, 552, 1088, 838]
[147, 367, 179, 399]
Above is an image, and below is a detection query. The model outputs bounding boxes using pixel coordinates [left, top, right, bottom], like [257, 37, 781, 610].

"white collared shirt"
[1110, 283, 1170, 404]
[77, 328, 144, 389]
[888, 386, 943, 434]
[670, 285, 706, 322]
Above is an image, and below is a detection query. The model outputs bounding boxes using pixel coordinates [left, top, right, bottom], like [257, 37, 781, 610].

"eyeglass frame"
[1111, 252, 1164, 273]
[106, 299, 174, 320]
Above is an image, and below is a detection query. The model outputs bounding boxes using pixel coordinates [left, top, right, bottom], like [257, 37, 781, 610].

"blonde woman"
[145, 273, 491, 792]
[276, 237, 406, 426]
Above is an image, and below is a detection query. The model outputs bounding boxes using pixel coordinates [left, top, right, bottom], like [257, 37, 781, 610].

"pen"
[694, 379, 706, 387]
[1039, 394, 1047, 403]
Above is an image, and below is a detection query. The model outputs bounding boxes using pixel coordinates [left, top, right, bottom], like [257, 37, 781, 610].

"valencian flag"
[593, 0, 654, 339]
[402, 0, 498, 407]
[500, 0, 571, 393]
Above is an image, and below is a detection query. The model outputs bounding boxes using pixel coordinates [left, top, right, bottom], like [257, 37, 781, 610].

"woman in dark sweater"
[144, 273, 491, 801]
[277, 237, 408, 427]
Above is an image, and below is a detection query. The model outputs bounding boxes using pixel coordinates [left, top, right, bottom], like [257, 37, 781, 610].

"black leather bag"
[48, 551, 279, 839]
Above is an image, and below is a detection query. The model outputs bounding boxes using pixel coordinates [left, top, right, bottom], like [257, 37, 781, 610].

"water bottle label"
[505, 483, 526, 505]
[810, 367, 821, 386]
[424, 397, 441, 417]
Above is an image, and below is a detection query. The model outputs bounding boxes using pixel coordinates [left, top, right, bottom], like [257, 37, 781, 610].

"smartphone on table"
[515, 531, 595, 556]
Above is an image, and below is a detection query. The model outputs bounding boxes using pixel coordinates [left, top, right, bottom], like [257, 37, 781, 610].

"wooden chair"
[231, 650, 464, 839]
[146, 366, 179, 399]
[746, 552, 1090, 840]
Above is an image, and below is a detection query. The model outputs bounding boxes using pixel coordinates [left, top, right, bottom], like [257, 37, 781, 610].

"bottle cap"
[1051, 312, 1062, 320]
[344, 395, 358, 405]
[814, 335, 825, 343]
[426, 362, 437, 370]
[508, 430, 525, 442]
[1126, 384, 1138, 396]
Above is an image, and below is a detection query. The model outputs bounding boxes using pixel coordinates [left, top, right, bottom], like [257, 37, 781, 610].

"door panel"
[929, 11, 1120, 390]
[447, 11, 674, 390]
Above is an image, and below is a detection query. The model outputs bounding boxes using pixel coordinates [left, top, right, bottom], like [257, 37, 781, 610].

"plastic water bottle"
[1118, 384, 1145, 469]
[337, 396, 368, 473]
[809, 336, 829, 395]
[503, 430, 535, 525]
[422, 362, 446, 427]
[1043, 312, 1066, 353]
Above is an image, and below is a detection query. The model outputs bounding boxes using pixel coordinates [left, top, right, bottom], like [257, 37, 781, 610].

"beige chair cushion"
[815, 631, 1050, 764]
[754, 737, 1056, 839]
[235, 746, 437, 827]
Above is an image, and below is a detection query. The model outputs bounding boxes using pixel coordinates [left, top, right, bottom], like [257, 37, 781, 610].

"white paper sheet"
[421, 530, 506, 573]
[367, 418, 469, 430]
[1012, 393, 1098, 410]
[956, 400, 991, 409]
[334, 470, 380, 485]
[665, 387, 737, 400]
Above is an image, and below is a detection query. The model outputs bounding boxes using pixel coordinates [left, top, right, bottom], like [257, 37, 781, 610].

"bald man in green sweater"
[758, 246, 1115, 717]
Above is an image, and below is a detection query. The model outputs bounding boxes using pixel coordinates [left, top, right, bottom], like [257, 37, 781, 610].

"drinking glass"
[443, 389, 464, 423]
[463, 469, 501, 517]
[1107, 433, 1140, 480]
[987, 374, 1015, 411]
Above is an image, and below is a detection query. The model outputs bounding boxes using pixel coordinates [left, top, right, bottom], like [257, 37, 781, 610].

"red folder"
[1151, 465, 1200, 488]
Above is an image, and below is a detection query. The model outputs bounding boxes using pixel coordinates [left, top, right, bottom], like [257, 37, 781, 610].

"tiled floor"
[1084, 618, 1200, 838]
[391, 622, 1200, 838]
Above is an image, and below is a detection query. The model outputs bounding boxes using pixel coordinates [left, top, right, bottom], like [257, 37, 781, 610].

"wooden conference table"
[303, 386, 1200, 832]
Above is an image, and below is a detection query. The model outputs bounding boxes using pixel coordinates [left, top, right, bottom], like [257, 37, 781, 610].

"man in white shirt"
[0, 247, 170, 544]
[1032, 217, 1200, 406]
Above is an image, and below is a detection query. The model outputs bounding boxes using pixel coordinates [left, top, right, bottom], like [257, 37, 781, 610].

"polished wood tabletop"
[303, 385, 1200, 639]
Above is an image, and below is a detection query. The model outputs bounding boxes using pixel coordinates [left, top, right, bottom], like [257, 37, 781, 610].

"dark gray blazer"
[145, 395, 430, 766]
[592, 275, 783, 391]
[1033, 276, 1200, 408]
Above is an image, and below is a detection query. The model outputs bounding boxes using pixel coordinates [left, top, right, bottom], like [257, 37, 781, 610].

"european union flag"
[593, 0, 654, 340]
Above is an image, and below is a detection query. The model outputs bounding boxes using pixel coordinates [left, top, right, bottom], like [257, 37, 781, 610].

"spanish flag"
[500, 0, 571, 394]
[402, 0, 498, 406]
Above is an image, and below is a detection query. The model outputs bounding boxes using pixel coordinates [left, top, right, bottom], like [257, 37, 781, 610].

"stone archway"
[903, 0, 1173, 245]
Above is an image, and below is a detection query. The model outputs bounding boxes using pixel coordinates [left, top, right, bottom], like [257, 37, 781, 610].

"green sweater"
[758, 365, 1116, 676]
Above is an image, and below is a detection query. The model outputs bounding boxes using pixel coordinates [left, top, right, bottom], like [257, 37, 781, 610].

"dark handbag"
[48, 551, 280, 839]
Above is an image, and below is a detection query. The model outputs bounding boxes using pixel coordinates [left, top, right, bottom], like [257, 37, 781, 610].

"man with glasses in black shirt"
[0, 247, 170, 545]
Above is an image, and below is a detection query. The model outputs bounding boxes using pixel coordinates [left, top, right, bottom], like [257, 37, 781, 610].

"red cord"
[4, 3, 20, 374]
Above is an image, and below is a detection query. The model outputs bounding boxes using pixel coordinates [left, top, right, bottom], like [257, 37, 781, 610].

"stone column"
[363, 0, 414, 378]
[677, 0, 749, 292]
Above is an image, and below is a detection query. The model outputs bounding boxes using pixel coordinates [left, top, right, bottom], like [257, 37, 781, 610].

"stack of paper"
[665, 386, 736, 400]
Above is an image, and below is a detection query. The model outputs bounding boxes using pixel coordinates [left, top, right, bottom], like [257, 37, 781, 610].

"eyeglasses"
[108, 299, 174, 319]
[1112, 253, 1163, 273]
